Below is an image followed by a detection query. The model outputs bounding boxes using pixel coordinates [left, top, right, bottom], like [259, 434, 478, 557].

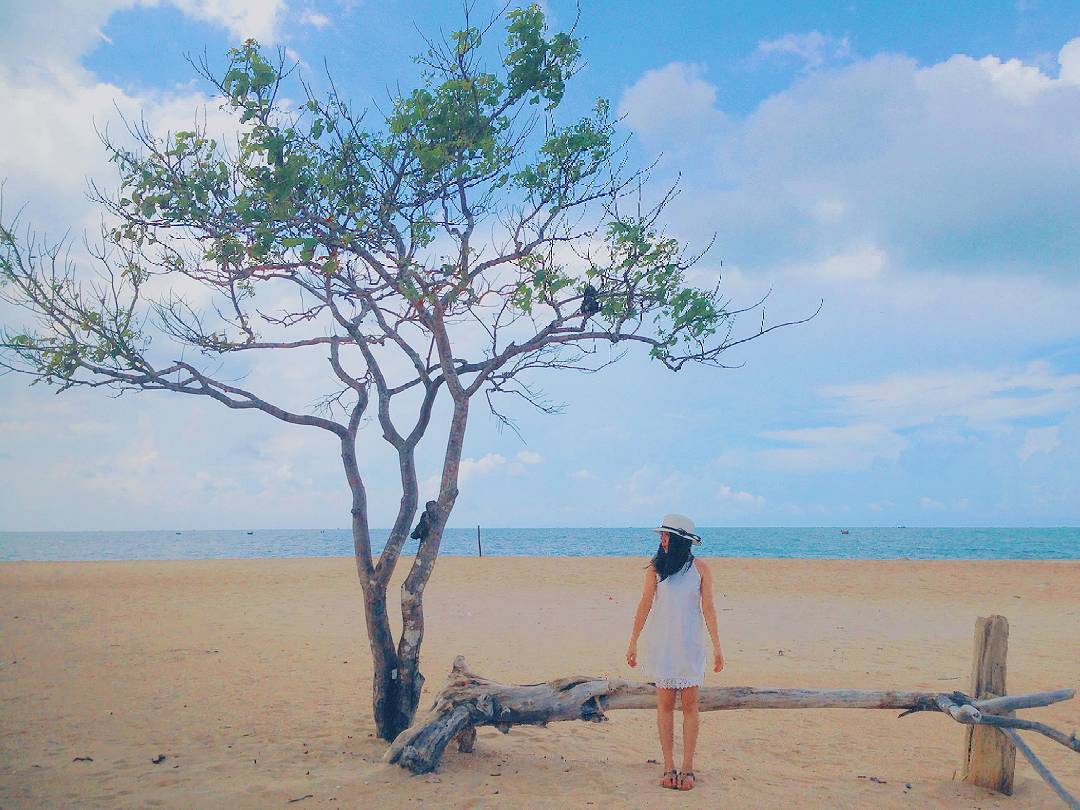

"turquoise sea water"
[0, 527, 1077, 561]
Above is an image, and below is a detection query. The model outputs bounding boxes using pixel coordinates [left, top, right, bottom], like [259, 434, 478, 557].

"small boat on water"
[840, 529, 850, 535]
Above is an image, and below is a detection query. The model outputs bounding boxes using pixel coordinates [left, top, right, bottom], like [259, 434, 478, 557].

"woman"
[626, 513, 724, 791]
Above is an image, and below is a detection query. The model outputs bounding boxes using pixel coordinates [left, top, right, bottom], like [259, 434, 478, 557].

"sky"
[1, 0, 1079, 530]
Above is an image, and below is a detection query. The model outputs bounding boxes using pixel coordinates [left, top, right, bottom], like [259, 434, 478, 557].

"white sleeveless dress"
[644, 560, 707, 689]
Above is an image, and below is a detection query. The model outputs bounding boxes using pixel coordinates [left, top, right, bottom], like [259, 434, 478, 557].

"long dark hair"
[649, 533, 694, 582]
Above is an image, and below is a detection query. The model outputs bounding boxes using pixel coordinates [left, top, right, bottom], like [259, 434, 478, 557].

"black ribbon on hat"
[660, 524, 701, 541]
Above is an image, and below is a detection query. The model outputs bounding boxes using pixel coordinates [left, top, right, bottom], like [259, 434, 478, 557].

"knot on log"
[580, 695, 607, 723]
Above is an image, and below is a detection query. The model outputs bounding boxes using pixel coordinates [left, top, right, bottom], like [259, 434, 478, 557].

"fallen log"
[385, 655, 1078, 785]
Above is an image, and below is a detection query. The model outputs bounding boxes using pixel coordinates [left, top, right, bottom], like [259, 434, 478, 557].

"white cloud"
[168, 0, 286, 42]
[617, 62, 726, 142]
[1, 3, 140, 73]
[781, 243, 887, 281]
[1060, 37, 1080, 84]
[0, 1, 306, 352]
[920, 496, 943, 509]
[0, 2, 288, 74]
[746, 362, 1079, 474]
[417, 448, 538, 498]
[624, 38, 1080, 274]
[0, 65, 238, 230]
[1019, 426, 1061, 461]
[284, 46, 309, 70]
[571, 468, 595, 480]
[298, 8, 330, 29]
[458, 453, 507, 481]
[0, 2, 279, 234]
[618, 464, 691, 509]
[757, 423, 908, 471]
[717, 484, 764, 507]
[823, 362, 1080, 432]
[754, 31, 852, 70]
[970, 54, 1054, 103]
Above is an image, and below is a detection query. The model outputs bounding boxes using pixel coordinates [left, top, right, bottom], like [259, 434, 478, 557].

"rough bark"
[384, 657, 1078, 778]
[363, 584, 412, 741]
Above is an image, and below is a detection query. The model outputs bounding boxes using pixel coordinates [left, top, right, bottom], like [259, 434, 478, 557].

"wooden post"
[476, 525, 482, 557]
[963, 615, 1015, 794]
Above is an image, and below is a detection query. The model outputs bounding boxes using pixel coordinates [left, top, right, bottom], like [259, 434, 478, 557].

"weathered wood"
[604, 684, 939, 712]
[1001, 728, 1080, 809]
[384, 655, 1079, 780]
[963, 615, 1015, 794]
[975, 689, 1075, 714]
[392, 702, 473, 775]
[975, 714, 1080, 754]
[455, 725, 477, 753]
[936, 694, 982, 724]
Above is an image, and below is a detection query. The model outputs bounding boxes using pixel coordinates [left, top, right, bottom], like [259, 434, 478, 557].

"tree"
[0, 3, 813, 741]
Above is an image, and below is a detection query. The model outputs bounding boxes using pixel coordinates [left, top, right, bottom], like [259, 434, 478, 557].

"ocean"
[0, 526, 1077, 562]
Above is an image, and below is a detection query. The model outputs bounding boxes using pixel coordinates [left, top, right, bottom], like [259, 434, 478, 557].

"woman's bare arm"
[698, 559, 725, 672]
[625, 566, 658, 667]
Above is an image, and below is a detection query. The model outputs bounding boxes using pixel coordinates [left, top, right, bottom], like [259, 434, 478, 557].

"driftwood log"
[386, 656, 1079, 804]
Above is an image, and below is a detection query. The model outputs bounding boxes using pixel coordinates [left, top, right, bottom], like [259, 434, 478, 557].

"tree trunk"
[393, 504, 454, 726]
[343, 430, 413, 741]
[394, 398, 468, 729]
[363, 583, 411, 740]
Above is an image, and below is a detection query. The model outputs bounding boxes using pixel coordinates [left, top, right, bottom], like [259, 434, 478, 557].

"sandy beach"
[1, 556, 1077, 808]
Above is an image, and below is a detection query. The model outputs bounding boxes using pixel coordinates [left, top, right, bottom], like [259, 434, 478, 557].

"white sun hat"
[652, 513, 701, 544]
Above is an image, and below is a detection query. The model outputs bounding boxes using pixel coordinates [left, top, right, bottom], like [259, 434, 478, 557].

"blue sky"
[1, 1, 1079, 530]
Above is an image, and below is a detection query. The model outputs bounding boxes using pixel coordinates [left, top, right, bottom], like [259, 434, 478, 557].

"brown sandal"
[677, 771, 696, 790]
[660, 769, 679, 789]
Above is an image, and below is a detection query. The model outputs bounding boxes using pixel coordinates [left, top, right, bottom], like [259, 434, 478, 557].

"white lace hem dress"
[643, 560, 707, 689]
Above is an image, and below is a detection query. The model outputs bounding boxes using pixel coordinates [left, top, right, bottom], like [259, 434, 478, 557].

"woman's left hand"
[626, 644, 638, 668]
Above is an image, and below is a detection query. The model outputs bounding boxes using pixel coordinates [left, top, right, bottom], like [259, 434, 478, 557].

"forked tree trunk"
[360, 397, 468, 741]
[364, 584, 412, 740]
[390, 399, 468, 731]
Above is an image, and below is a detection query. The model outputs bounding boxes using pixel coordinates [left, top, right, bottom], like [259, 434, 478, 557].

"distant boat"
[246, 531, 254, 535]
[175, 531, 181, 535]
[840, 529, 850, 535]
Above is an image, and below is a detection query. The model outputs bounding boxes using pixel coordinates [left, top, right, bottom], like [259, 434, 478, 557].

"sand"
[1, 556, 1078, 808]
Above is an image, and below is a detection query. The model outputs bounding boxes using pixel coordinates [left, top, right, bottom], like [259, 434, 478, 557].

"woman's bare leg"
[679, 686, 700, 774]
[656, 687, 677, 779]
